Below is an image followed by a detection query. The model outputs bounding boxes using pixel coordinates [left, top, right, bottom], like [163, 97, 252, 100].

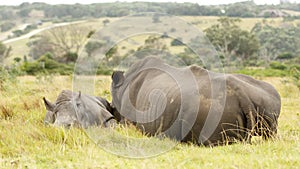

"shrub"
[269, 61, 287, 70]
[171, 38, 184, 46]
[63, 52, 78, 63]
[21, 54, 74, 75]
[277, 53, 295, 60]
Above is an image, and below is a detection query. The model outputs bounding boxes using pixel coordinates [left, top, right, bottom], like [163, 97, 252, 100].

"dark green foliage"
[21, 54, 74, 75]
[204, 17, 260, 67]
[225, 1, 256, 17]
[1, 1, 294, 21]
[24, 24, 38, 32]
[11, 24, 38, 38]
[252, 23, 300, 60]
[13, 57, 21, 63]
[1, 1, 300, 24]
[12, 30, 23, 37]
[270, 61, 287, 70]
[63, 52, 78, 63]
[170, 38, 184, 46]
[277, 53, 295, 60]
[87, 30, 96, 38]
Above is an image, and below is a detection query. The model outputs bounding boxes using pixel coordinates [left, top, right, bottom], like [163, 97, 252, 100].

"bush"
[277, 53, 295, 60]
[63, 52, 78, 63]
[171, 38, 184, 46]
[12, 30, 23, 37]
[269, 61, 287, 70]
[21, 54, 74, 75]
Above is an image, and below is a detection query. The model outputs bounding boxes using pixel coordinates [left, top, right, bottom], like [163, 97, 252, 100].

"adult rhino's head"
[43, 90, 116, 128]
[110, 71, 125, 113]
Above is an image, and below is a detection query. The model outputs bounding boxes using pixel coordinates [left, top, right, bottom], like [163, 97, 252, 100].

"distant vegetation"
[0, 1, 300, 90]
[1, 1, 300, 21]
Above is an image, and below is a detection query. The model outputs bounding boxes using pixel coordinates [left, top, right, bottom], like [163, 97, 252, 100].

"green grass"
[235, 68, 289, 77]
[0, 75, 299, 168]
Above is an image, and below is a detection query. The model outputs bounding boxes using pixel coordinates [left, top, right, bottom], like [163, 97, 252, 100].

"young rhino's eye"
[75, 101, 81, 107]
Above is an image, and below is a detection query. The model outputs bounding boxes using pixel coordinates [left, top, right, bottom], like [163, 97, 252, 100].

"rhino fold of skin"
[110, 57, 281, 146]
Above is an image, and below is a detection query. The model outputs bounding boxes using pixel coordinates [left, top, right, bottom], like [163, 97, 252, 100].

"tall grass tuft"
[0, 104, 14, 120]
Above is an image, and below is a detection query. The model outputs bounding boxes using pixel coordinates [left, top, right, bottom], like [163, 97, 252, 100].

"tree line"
[1, 1, 300, 21]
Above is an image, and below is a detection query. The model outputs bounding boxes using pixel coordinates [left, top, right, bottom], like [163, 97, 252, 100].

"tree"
[85, 41, 104, 57]
[204, 17, 260, 66]
[27, 35, 54, 60]
[44, 24, 90, 62]
[252, 23, 300, 62]
[225, 1, 256, 17]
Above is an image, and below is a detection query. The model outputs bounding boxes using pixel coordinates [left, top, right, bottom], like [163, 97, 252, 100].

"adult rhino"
[111, 57, 281, 146]
[43, 90, 116, 128]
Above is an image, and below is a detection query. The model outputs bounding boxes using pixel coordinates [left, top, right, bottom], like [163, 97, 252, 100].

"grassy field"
[0, 75, 299, 168]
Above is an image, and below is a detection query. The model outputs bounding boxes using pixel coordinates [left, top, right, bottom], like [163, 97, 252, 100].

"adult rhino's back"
[111, 57, 281, 146]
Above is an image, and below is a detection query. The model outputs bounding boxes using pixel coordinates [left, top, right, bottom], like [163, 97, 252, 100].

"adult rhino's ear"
[112, 71, 124, 87]
[43, 97, 55, 111]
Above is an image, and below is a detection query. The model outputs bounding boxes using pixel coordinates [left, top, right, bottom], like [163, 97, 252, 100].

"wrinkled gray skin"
[43, 90, 116, 128]
[111, 57, 281, 146]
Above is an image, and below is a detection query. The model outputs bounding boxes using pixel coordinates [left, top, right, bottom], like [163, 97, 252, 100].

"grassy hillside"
[0, 76, 299, 168]
[2, 16, 295, 64]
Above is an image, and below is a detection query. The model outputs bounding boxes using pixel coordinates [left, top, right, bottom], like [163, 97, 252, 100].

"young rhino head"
[43, 90, 80, 128]
[43, 90, 116, 128]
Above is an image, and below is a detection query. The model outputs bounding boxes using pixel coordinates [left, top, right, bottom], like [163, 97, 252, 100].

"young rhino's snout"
[53, 116, 80, 128]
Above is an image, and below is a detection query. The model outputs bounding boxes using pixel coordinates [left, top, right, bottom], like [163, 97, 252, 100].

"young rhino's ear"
[112, 71, 124, 87]
[43, 97, 55, 111]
